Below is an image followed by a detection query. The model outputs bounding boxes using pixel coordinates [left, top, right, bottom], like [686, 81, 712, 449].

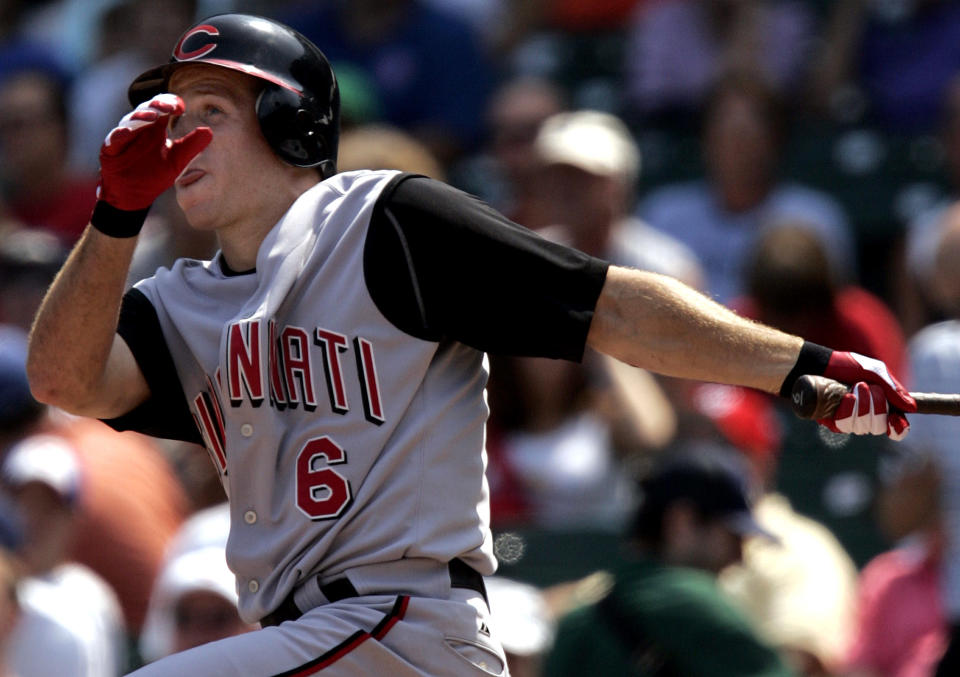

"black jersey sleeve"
[364, 174, 610, 361]
[101, 288, 203, 444]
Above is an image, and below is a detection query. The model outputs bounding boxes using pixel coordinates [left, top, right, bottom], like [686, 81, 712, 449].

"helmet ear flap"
[256, 85, 335, 174]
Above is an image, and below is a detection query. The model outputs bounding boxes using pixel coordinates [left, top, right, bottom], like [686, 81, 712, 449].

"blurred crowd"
[2, 0, 960, 675]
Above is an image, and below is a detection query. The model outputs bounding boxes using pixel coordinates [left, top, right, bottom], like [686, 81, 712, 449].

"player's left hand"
[818, 350, 916, 441]
[98, 93, 212, 211]
[817, 381, 910, 440]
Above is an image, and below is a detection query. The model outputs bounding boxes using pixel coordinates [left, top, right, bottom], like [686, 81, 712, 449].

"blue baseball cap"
[633, 447, 778, 544]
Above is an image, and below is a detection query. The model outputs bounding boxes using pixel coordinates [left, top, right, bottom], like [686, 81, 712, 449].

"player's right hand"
[818, 350, 915, 441]
[98, 94, 212, 211]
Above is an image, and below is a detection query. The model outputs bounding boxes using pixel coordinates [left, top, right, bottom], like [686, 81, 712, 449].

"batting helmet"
[128, 13, 340, 178]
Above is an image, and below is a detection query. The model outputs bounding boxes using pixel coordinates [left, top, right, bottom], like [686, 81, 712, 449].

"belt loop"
[260, 594, 301, 627]
[449, 558, 488, 606]
[293, 572, 325, 612]
[321, 577, 359, 602]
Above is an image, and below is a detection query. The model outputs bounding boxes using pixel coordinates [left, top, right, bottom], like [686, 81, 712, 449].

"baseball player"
[26, 13, 915, 677]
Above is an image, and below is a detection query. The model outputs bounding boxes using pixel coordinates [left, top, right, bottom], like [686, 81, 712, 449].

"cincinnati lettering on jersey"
[190, 320, 385, 476]
[193, 369, 227, 476]
[225, 319, 385, 423]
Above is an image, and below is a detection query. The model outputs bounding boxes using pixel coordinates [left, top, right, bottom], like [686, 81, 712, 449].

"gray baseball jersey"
[106, 170, 608, 626]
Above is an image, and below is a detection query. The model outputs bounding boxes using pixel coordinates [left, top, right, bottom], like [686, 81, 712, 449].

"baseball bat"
[791, 374, 960, 419]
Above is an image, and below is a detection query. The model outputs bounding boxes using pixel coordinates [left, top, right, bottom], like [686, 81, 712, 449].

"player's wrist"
[90, 200, 150, 238]
[778, 341, 833, 398]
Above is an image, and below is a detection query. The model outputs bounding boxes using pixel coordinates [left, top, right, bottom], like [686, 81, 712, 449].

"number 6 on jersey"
[296, 436, 353, 519]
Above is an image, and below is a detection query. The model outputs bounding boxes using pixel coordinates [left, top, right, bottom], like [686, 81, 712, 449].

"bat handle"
[791, 376, 960, 418]
[791, 375, 849, 420]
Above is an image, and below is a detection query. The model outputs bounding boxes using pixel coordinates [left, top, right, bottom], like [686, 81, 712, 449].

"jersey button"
[248, 579, 259, 593]
[240, 423, 254, 437]
[244, 510, 257, 524]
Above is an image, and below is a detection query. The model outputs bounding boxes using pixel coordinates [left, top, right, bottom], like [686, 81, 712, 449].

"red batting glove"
[98, 93, 212, 211]
[818, 351, 916, 441]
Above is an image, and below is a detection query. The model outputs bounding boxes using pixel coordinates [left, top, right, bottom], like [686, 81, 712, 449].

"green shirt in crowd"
[545, 557, 796, 676]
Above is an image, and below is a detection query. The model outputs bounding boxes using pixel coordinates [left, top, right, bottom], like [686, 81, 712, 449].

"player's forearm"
[30, 95, 208, 417]
[586, 266, 803, 394]
[27, 225, 139, 413]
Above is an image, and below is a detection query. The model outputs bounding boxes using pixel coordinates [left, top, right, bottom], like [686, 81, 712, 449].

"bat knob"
[791, 375, 849, 420]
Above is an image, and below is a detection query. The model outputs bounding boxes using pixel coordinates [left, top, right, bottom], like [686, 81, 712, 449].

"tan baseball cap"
[534, 110, 640, 183]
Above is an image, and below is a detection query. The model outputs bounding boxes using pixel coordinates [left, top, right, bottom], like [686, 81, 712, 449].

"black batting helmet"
[128, 13, 340, 178]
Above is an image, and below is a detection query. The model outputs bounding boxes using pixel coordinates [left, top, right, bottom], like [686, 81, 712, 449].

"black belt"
[260, 559, 487, 627]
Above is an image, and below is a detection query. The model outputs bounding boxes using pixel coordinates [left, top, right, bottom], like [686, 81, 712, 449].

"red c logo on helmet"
[174, 25, 220, 61]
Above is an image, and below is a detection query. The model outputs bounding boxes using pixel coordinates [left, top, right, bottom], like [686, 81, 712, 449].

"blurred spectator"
[68, 0, 198, 173]
[736, 224, 908, 381]
[843, 449, 947, 677]
[533, 109, 703, 287]
[337, 123, 446, 180]
[158, 550, 252, 656]
[0, 328, 190, 636]
[484, 576, 555, 677]
[485, 355, 642, 529]
[738, 226, 909, 563]
[455, 76, 566, 230]
[62, 419, 192, 636]
[845, 536, 947, 677]
[808, 0, 960, 133]
[899, 76, 960, 336]
[544, 448, 792, 676]
[904, 203, 960, 675]
[721, 493, 857, 676]
[0, 65, 97, 246]
[3, 436, 82, 576]
[732, 218, 901, 574]
[486, 337, 677, 527]
[0, 227, 66, 331]
[2, 433, 126, 676]
[276, 0, 495, 166]
[487, 111, 692, 528]
[139, 503, 254, 664]
[639, 71, 856, 304]
[623, 0, 816, 125]
[688, 384, 860, 676]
